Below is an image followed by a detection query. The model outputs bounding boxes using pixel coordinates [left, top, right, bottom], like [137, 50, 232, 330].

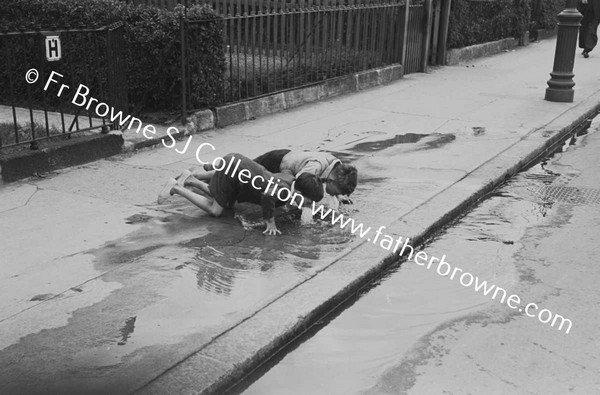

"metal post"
[545, 0, 582, 103]
[437, 0, 451, 65]
[421, 0, 433, 71]
[107, 26, 116, 131]
[180, 16, 187, 125]
[430, 0, 441, 66]
[401, 0, 410, 68]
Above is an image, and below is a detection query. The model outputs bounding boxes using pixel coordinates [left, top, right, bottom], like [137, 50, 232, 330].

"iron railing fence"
[121, 0, 409, 15]
[182, 1, 419, 112]
[405, 3, 426, 73]
[0, 22, 127, 151]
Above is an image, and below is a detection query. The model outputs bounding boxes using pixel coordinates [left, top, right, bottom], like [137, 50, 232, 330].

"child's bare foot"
[157, 178, 177, 204]
[176, 169, 192, 188]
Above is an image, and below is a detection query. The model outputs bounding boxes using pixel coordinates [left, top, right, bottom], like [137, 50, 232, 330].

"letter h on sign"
[45, 35, 62, 62]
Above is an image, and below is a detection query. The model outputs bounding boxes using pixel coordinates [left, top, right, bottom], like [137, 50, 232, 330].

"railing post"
[437, 0, 451, 65]
[107, 25, 116, 131]
[421, 0, 433, 71]
[401, 0, 410, 68]
[430, 0, 441, 66]
[180, 15, 187, 125]
[545, 0, 582, 103]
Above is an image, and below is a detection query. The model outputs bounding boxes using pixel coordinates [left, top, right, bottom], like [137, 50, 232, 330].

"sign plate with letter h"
[45, 35, 62, 62]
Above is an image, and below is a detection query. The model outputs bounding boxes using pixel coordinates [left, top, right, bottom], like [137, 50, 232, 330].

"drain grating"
[536, 185, 600, 206]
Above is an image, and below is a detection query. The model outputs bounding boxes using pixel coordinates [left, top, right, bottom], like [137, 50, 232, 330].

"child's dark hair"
[295, 173, 324, 202]
[331, 164, 358, 195]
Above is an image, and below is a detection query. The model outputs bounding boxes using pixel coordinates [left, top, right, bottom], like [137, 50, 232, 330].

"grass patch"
[0, 121, 64, 148]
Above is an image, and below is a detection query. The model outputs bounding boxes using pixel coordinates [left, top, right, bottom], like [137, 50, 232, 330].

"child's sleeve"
[260, 194, 277, 220]
[297, 160, 323, 177]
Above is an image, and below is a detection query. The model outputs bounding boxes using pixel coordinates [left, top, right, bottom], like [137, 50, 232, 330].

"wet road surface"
[3, 37, 600, 394]
[0, 127, 467, 394]
[236, 122, 600, 394]
[1, 114, 592, 394]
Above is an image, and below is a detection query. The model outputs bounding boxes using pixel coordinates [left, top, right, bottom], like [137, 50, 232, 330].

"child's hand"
[263, 218, 281, 236]
[339, 195, 353, 205]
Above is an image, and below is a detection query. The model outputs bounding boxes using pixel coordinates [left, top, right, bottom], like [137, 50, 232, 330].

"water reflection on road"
[238, 129, 591, 395]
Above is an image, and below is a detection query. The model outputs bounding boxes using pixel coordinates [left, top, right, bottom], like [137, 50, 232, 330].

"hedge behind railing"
[0, 0, 224, 112]
[530, 0, 564, 31]
[448, 0, 532, 49]
[449, 0, 565, 49]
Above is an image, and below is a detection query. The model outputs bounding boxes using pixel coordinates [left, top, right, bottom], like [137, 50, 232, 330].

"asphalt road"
[238, 119, 600, 394]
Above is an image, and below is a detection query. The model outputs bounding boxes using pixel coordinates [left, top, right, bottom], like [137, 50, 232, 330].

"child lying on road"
[253, 150, 357, 222]
[197, 150, 357, 217]
[157, 152, 324, 235]
[255, 149, 358, 200]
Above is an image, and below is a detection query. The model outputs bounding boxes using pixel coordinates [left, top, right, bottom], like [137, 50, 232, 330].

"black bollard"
[545, 0, 583, 102]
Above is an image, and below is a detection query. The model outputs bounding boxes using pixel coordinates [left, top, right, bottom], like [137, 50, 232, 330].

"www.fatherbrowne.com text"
[310, 202, 573, 334]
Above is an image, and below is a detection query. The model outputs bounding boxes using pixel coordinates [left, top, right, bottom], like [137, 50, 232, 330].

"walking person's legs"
[586, 18, 600, 55]
[579, 4, 599, 57]
[579, 9, 591, 53]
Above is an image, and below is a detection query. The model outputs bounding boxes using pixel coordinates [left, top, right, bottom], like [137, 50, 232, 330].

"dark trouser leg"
[579, 5, 591, 49]
[585, 18, 600, 52]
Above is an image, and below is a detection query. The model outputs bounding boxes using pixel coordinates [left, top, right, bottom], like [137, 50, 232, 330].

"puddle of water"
[347, 133, 456, 153]
[350, 133, 430, 151]
[105, 199, 354, 284]
[124, 213, 153, 224]
[117, 316, 136, 346]
[59, 202, 356, 367]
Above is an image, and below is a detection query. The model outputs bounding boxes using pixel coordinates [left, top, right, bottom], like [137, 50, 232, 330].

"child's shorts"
[254, 149, 291, 173]
[209, 170, 240, 209]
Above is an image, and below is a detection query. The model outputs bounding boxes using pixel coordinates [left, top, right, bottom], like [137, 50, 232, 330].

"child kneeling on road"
[198, 149, 357, 219]
[157, 153, 324, 235]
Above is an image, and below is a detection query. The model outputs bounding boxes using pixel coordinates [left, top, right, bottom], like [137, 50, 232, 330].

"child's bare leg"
[171, 185, 224, 216]
[183, 176, 211, 196]
[171, 185, 212, 212]
[191, 169, 215, 181]
[157, 178, 178, 204]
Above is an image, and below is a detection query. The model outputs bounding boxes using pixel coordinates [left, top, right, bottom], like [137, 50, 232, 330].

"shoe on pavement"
[583, 49, 590, 58]
[157, 178, 177, 204]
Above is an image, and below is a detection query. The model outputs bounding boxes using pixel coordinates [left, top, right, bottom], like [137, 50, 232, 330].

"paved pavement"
[0, 38, 599, 394]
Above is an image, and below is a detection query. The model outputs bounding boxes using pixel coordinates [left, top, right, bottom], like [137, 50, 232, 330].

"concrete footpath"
[0, 38, 599, 394]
